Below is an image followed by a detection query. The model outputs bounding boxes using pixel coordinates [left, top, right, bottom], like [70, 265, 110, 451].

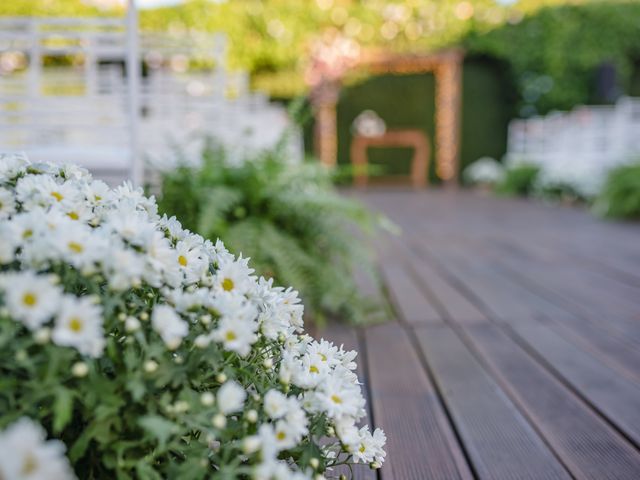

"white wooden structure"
[0, 11, 300, 185]
[506, 97, 640, 195]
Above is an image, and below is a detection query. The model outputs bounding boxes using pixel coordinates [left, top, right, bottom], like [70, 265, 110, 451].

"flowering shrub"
[463, 157, 504, 187]
[0, 154, 385, 479]
[593, 161, 640, 219]
[495, 162, 540, 197]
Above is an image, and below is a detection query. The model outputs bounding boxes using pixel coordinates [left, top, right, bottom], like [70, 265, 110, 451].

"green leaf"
[53, 387, 73, 434]
[138, 415, 178, 449]
[126, 378, 146, 402]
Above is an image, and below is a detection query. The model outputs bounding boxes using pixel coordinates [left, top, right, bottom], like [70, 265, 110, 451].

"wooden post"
[311, 80, 340, 168]
[126, 0, 142, 186]
[434, 52, 463, 185]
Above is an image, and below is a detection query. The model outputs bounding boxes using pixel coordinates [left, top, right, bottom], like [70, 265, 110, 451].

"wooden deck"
[324, 190, 640, 480]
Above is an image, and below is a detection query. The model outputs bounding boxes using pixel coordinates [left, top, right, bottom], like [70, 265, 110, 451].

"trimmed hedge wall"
[334, 57, 514, 181]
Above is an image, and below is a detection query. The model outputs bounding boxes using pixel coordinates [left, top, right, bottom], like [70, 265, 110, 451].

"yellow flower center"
[68, 241, 84, 253]
[276, 431, 286, 441]
[178, 255, 188, 267]
[331, 394, 342, 404]
[359, 444, 366, 453]
[309, 365, 319, 374]
[22, 229, 33, 239]
[320, 353, 327, 362]
[225, 331, 237, 341]
[67, 211, 79, 220]
[69, 317, 83, 332]
[51, 191, 64, 202]
[22, 292, 37, 307]
[221, 278, 234, 291]
[21, 452, 38, 475]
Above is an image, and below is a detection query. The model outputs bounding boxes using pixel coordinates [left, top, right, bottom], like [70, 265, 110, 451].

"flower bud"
[34, 327, 51, 344]
[72, 361, 89, 378]
[262, 358, 273, 369]
[194, 334, 210, 349]
[117, 312, 126, 321]
[310, 458, 319, 469]
[242, 436, 261, 454]
[125, 317, 141, 332]
[140, 312, 149, 321]
[212, 413, 226, 429]
[144, 360, 158, 373]
[245, 409, 258, 423]
[201, 392, 215, 407]
[216, 373, 227, 383]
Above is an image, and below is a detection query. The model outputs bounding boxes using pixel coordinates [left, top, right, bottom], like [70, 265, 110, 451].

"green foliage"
[4, 1, 639, 109]
[157, 142, 385, 325]
[534, 181, 588, 205]
[466, 2, 640, 114]
[594, 162, 640, 219]
[495, 163, 540, 196]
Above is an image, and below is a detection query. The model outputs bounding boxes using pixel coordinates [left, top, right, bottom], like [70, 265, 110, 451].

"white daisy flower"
[291, 352, 330, 389]
[175, 239, 208, 284]
[52, 223, 105, 271]
[217, 380, 246, 415]
[151, 304, 188, 349]
[307, 340, 340, 368]
[1, 272, 62, 330]
[314, 375, 365, 420]
[0, 417, 76, 480]
[263, 390, 289, 420]
[352, 426, 387, 465]
[0, 187, 16, 220]
[102, 246, 145, 291]
[211, 315, 258, 357]
[52, 295, 105, 358]
[214, 258, 254, 295]
[0, 152, 30, 181]
[83, 179, 111, 207]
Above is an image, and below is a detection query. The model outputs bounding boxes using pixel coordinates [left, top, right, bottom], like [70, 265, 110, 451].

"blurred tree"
[2, 0, 639, 111]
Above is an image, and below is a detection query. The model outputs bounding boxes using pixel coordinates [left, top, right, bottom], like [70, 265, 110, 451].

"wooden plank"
[507, 318, 640, 446]
[379, 261, 443, 325]
[364, 322, 473, 480]
[464, 323, 640, 479]
[320, 323, 376, 480]
[414, 324, 571, 480]
[534, 314, 640, 386]
[395, 239, 488, 324]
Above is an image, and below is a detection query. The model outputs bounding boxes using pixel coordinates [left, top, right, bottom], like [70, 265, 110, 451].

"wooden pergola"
[310, 49, 464, 185]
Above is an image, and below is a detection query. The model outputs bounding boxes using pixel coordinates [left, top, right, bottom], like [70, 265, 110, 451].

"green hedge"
[334, 57, 514, 181]
[465, 2, 640, 114]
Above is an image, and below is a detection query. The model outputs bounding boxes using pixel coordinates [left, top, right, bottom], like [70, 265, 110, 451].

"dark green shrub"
[594, 162, 640, 219]
[495, 163, 540, 197]
[157, 141, 387, 325]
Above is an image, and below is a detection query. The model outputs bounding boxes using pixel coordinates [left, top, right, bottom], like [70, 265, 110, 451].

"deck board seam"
[405, 240, 640, 453]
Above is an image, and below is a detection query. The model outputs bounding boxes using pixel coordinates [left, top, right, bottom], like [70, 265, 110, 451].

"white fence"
[0, 15, 300, 185]
[507, 97, 640, 195]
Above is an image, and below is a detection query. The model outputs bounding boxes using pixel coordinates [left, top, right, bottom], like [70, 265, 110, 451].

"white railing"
[0, 15, 301, 185]
[506, 97, 640, 195]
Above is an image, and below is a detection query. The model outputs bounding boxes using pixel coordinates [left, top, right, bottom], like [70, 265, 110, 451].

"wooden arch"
[311, 49, 464, 185]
